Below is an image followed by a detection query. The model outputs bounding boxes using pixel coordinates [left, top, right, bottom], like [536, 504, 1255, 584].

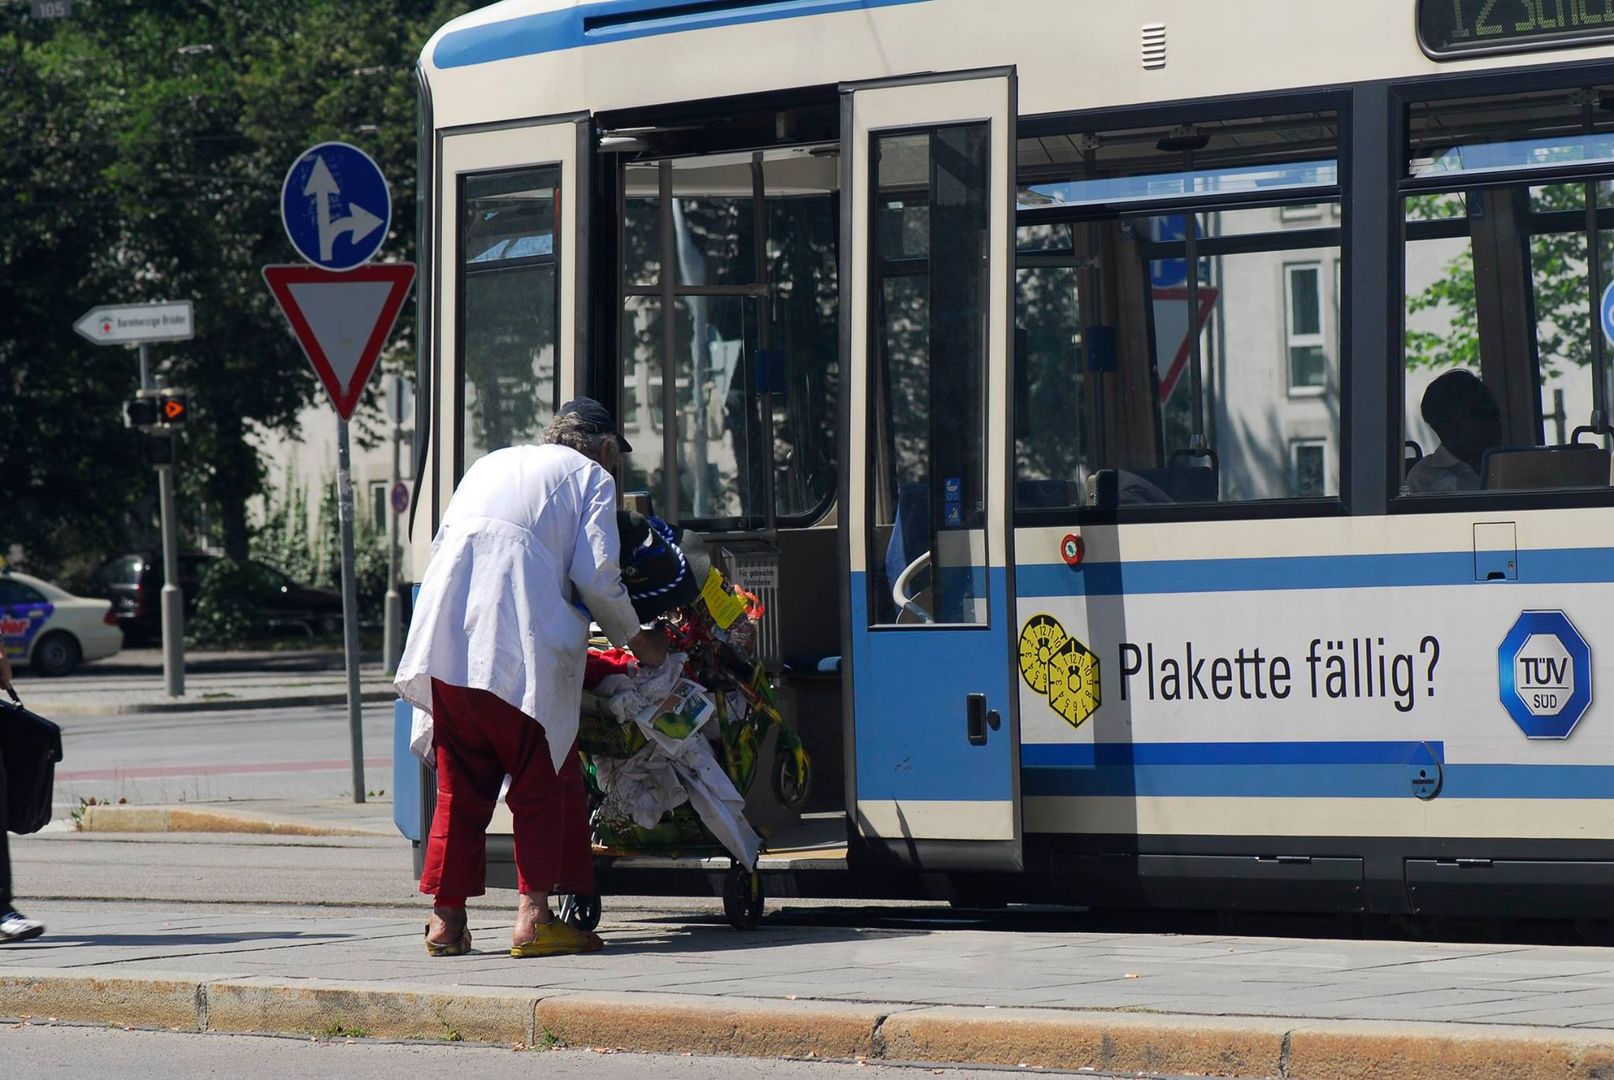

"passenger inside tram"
[1404, 370, 1502, 494]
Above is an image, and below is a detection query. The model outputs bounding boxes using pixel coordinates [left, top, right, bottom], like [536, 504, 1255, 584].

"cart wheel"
[723, 866, 764, 930]
[558, 893, 601, 933]
[771, 744, 812, 812]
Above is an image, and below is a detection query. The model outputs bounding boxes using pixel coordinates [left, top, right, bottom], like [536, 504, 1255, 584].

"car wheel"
[317, 614, 341, 636]
[33, 631, 81, 678]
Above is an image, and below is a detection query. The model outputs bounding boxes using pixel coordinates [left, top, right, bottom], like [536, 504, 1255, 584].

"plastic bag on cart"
[592, 728, 761, 869]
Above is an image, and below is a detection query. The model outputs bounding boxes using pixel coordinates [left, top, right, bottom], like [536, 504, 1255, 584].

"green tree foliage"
[1406, 185, 1597, 378]
[0, 1, 473, 578]
[252, 466, 387, 627]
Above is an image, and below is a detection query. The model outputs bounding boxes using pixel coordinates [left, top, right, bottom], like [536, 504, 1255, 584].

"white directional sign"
[73, 301, 194, 346]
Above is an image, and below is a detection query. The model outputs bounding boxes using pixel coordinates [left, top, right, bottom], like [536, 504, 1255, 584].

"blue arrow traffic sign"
[1602, 281, 1614, 348]
[281, 142, 390, 271]
[1498, 610, 1593, 739]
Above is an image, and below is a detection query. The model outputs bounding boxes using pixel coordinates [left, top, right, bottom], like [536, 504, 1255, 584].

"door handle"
[967, 694, 1000, 745]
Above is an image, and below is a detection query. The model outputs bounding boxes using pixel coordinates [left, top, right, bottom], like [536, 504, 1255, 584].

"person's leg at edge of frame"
[420, 679, 503, 955]
[0, 733, 43, 944]
[499, 695, 601, 956]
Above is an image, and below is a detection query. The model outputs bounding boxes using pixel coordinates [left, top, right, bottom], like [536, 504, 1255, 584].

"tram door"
[842, 71, 1022, 871]
[420, 117, 589, 865]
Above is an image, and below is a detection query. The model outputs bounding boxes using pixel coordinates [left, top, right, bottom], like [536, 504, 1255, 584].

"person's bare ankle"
[513, 895, 553, 943]
[429, 907, 466, 942]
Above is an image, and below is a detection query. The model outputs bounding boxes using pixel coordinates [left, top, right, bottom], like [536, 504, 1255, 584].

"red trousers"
[419, 679, 594, 902]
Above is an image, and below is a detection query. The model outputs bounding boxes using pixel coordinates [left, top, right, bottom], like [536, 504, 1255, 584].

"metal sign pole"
[383, 409, 403, 676]
[336, 418, 366, 803]
[141, 342, 185, 698]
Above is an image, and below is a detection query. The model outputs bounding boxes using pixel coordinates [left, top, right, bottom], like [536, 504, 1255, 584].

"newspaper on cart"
[592, 662, 763, 870]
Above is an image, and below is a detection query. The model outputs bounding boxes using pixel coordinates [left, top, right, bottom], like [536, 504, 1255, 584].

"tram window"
[619, 151, 838, 528]
[1014, 110, 1343, 514]
[1402, 88, 1614, 499]
[623, 189, 660, 288]
[459, 166, 561, 472]
[867, 126, 991, 626]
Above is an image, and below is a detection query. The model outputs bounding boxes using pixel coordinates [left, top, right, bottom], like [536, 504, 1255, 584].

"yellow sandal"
[424, 923, 472, 957]
[510, 921, 603, 958]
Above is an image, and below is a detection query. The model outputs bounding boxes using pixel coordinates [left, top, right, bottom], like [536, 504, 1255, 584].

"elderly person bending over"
[395, 398, 666, 959]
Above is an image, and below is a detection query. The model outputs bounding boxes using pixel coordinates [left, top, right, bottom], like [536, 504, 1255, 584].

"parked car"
[0, 570, 123, 677]
[89, 553, 213, 645]
[237, 560, 345, 637]
[90, 554, 344, 642]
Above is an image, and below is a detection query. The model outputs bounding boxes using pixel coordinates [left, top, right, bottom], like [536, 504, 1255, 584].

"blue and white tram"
[399, 0, 1614, 920]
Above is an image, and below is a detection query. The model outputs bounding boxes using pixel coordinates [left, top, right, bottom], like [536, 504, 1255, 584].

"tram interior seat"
[1089, 465, 1218, 508]
[1015, 478, 1083, 508]
[1481, 444, 1612, 490]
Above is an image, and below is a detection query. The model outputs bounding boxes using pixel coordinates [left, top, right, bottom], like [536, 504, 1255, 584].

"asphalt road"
[5, 1023, 1145, 1078]
[50, 703, 395, 807]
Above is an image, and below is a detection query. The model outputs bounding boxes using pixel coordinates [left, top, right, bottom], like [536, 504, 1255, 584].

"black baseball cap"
[558, 396, 632, 453]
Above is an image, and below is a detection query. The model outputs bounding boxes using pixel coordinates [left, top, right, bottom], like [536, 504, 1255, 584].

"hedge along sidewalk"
[7, 970, 1614, 1078]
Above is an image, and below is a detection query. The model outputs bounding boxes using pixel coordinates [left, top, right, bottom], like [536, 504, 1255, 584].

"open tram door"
[398, 113, 591, 875]
[841, 70, 1023, 874]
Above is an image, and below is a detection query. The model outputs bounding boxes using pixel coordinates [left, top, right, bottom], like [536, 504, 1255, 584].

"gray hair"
[542, 411, 615, 462]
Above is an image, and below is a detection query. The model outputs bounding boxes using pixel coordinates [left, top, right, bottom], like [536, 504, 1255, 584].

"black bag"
[0, 693, 63, 835]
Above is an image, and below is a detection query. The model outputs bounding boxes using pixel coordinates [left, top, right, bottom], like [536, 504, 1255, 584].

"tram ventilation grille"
[723, 549, 781, 670]
[1141, 23, 1167, 70]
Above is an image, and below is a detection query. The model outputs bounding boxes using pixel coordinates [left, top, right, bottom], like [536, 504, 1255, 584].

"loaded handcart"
[563, 512, 814, 930]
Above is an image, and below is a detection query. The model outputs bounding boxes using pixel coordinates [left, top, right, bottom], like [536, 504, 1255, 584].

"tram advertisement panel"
[1012, 523, 1614, 838]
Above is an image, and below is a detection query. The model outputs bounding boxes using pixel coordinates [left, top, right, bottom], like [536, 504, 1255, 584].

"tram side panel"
[1014, 513, 1614, 918]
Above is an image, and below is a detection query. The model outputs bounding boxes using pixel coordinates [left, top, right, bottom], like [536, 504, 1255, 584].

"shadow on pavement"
[2, 931, 352, 949]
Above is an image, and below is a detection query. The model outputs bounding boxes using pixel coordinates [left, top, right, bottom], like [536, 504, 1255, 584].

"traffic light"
[144, 432, 174, 466]
[124, 390, 188, 431]
[157, 390, 188, 426]
[125, 396, 157, 428]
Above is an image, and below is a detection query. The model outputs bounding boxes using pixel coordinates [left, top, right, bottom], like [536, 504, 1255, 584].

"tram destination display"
[1419, 0, 1614, 58]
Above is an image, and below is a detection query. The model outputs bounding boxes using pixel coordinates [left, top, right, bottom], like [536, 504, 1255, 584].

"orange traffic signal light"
[158, 391, 188, 426]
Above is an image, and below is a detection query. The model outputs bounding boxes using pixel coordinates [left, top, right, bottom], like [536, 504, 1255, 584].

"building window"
[369, 482, 387, 532]
[1280, 202, 1323, 222]
[1292, 439, 1327, 498]
[1285, 263, 1327, 394]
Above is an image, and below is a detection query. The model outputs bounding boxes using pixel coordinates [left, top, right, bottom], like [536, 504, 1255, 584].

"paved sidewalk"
[8, 893, 1614, 1076]
[13, 648, 396, 716]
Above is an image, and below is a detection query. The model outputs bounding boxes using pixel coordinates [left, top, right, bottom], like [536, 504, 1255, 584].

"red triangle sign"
[263, 263, 416, 420]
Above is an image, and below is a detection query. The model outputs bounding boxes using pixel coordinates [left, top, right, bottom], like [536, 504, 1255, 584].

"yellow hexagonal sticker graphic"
[1018, 614, 1101, 730]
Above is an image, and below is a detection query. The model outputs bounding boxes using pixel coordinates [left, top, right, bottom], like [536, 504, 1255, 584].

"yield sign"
[263, 263, 415, 420]
[1151, 285, 1220, 404]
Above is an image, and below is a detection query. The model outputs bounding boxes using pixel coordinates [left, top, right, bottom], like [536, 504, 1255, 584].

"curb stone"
[534, 991, 893, 1059]
[6, 970, 1614, 1076]
[0, 971, 200, 1031]
[77, 805, 391, 838]
[206, 978, 536, 1045]
[32, 689, 396, 718]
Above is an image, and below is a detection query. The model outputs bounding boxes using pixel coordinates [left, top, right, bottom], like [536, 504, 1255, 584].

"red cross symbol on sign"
[101, 322, 111, 333]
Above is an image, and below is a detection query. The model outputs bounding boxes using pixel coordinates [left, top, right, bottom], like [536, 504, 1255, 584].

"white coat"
[394, 443, 643, 773]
